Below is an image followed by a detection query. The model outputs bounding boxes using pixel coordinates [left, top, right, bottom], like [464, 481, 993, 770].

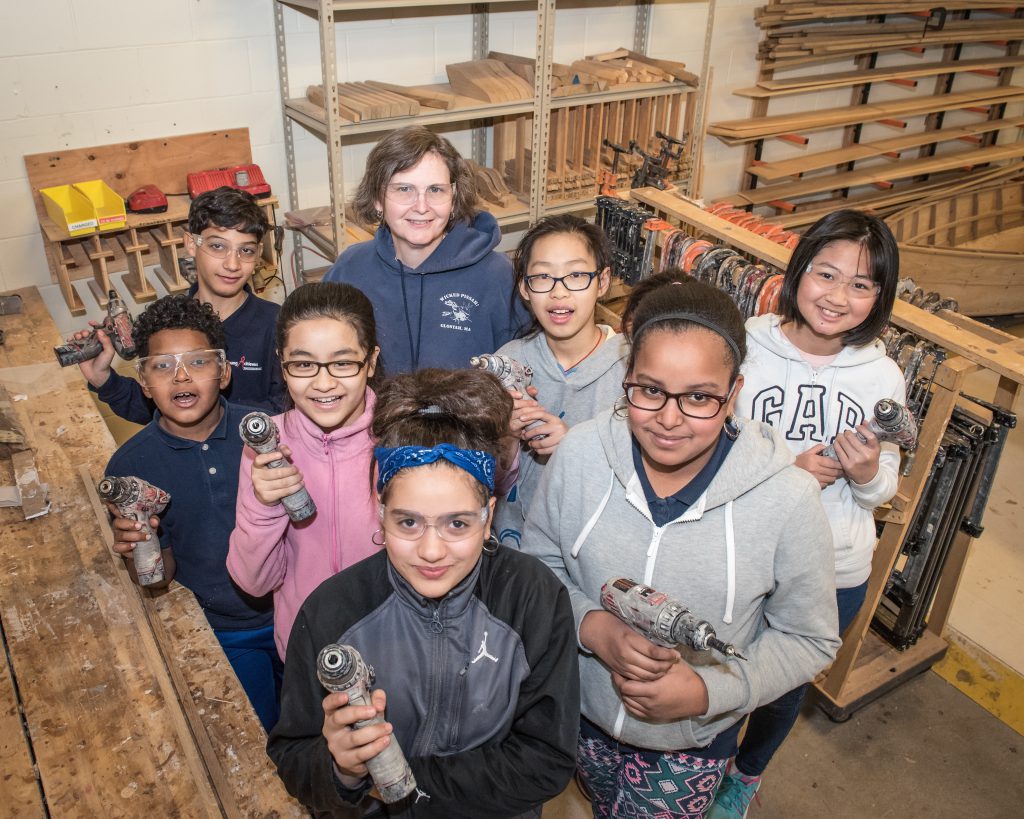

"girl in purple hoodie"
[228, 282, 382, 659]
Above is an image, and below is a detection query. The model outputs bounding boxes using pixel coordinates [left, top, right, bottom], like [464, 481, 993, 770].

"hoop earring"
[613, 393, 630, 419]
[725, 416, 740, 441]
[482, 534, 499, 555]
[371, 529, 385, 547]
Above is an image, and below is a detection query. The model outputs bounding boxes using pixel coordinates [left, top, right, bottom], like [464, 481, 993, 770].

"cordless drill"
[601, 578, 747, 661]
[239, 411, 317, 522]
[469, 353, 545, 437]
[54, 290, 137, 367]
[821, 398, 918, 460]
[98, 475, 170, 587]
[317, 643, 417, 804]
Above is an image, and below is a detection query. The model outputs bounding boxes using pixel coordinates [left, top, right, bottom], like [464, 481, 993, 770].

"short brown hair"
[353, 126, 479, 225]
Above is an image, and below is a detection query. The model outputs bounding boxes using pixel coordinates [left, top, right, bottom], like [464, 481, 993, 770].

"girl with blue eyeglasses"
[494, 215, 629, 549]
[269, 367, 579, 818]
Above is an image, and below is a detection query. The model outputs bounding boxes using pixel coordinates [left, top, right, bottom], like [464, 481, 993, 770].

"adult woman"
[324, 126, 528, 373]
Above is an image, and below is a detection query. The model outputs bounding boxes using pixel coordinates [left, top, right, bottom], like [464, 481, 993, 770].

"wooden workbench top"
[0, 287, 301, 816]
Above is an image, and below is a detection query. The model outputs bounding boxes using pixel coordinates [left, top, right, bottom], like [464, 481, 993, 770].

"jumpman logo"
[471, 630, 499, 664]
[414, 787, 431, 803]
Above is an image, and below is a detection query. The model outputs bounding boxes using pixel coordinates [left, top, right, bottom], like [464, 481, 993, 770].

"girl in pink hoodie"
[228, 282, 382, 659]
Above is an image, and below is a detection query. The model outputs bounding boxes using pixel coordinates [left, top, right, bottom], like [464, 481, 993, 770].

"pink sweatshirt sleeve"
[494, 446, 521, 497]
[227, 444, 293, 596]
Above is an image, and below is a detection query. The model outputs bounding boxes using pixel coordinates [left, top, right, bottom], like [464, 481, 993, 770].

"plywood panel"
[23, 129, 254, 221]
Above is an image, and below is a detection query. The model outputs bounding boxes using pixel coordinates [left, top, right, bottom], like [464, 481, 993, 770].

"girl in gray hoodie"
[494, 216, 628, 548]
[522, 279, 839, 819]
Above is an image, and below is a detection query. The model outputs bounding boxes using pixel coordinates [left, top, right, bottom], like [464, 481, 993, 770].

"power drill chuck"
[98, 475, 170, 587]
[316, 643, 417, 804]
[470, 353, 545, 437]
[239, 411, 317, 522]
[601, 578, 746, 661]
[821, 398, 918, 459]
[55, 290, 138, 367]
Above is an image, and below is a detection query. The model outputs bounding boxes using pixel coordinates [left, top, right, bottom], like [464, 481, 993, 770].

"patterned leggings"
[577, 730, 728, 819]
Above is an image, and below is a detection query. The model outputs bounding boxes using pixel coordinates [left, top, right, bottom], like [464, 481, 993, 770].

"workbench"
[0, 287, 302, 817]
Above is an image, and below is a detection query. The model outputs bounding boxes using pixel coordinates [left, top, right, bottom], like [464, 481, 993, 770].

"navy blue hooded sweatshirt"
[324, 211, 529, 373]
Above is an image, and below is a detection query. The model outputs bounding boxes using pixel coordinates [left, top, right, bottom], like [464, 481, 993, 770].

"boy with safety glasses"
[106, 294, 282, 730]
[78, 186, 285, 422]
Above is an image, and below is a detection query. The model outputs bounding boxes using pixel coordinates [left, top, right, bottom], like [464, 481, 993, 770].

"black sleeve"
[94, 370, 156, 425]
[409, 564, 580, 818]
[267, 606, 375, 817]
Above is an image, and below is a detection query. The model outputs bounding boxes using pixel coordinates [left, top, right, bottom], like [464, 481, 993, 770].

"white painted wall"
[1, 0, 741, 336]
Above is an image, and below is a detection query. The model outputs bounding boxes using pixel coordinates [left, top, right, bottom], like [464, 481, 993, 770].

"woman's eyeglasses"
[385, 183, 455, 207]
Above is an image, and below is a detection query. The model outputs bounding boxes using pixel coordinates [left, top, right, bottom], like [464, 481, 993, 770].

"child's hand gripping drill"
[470, 353, 567, 451]
[55, 289, 137, 369]
[239, 411, 317, 522]
[318, 643, 417, 804]
[821, 398, 918, 459]
[601, 578, 746, 661]
[98, 475, 170, 586]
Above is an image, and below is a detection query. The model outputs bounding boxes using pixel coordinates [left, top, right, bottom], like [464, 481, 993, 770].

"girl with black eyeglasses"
[522, 278, 839, 819]
[493, 215, 629, 550]
[228, 282, 383, 661]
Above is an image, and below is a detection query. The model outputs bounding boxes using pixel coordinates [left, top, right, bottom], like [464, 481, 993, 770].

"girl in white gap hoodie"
[715, 210, 904, 818]
[523, 279, 838, 819]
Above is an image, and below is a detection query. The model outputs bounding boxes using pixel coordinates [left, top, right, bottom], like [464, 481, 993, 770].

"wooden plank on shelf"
[737, 56, 1024, 98]
[446, 59, 532, 103]
[709, 86, 1024, 143]
[624, 51, 698, 86]
[747, 116, 1024, 181]
[363, 80, 456, 110]
[721, 142, 1024, 207]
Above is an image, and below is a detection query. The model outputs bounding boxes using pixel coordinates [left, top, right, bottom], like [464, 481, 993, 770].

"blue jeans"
[732, 582, 868, 777]
[213, 623, 284, 732]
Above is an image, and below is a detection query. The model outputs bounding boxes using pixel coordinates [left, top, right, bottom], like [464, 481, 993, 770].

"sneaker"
[707, 771, 761, 819]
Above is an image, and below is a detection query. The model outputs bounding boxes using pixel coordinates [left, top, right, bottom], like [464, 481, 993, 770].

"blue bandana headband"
[374, 443, 496, 493]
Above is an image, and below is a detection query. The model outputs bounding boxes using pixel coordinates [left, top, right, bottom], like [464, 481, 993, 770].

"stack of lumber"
[709, 86, 1024, 144]
[755, 1, 1017, 27]
[446, 59, 534, 102]
[465, 159, 515, 206]
[760, 17, 1024, 67]
[734, 56, 1024, 99]
[705, 0, 1024, 229]
[306, 83, 421, 121]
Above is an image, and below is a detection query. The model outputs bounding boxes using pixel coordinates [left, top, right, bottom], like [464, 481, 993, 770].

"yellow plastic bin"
[40, 184, 97, 237]
[74, 179, 127, 232]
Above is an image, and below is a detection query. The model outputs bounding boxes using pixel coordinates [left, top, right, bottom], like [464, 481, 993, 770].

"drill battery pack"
[187, 164, 271, 199]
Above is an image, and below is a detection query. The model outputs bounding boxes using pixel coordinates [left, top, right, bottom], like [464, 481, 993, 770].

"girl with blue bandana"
[269, 368, 580, 818]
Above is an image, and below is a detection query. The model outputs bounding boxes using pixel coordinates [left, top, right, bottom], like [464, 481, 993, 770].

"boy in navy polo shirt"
[106, 294, 281, 729]
[78, 186, 285, 422]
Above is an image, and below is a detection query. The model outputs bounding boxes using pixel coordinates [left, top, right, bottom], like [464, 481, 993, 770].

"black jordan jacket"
[268, 547, 579, 818]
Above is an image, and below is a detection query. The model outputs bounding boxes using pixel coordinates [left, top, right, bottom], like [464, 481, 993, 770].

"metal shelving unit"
[274, 0, 693, 274]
